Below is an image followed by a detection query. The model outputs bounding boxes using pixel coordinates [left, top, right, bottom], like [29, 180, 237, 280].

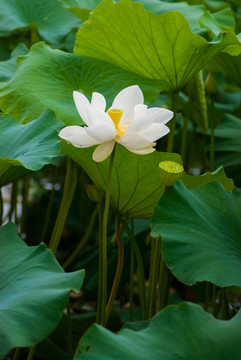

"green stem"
[106, 217, 124, 323]
[63, 205, 98, 269]
[148, 237, 155, 308]
[129, 219, 135, 321]
[166, 92, 179, 153]
[209, 97, 215, 171]
[20, 175, 30, 236]
[96, 203, 104, 324]
[116, 213, 147, 320]
[0, 188, 3, 226]
[212, 284, 217, 316]
[156, 255, 169, 312]
[222, 288, 229, 320]
[148, 238, 161, 319]
[40, 166, 59, 243]
[48, 158, 77, 255]
[12, 347, 21, 360]
[7, 182, 18, 222]
[26, 345, 36, 360]
[99, 146, 116, 327]
[67, 301, 73, 359]
[214, 289, 223, 318]
[180, 101, 190, 162]
[204, 282, 210, 311]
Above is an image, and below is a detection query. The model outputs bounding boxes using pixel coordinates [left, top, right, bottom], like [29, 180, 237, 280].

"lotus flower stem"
[209, 97, 215, 171]
[97, 202, 104, 325]
[106, 217, 124, 323]
[129, 218, 135, 321]
[99, 145, 116, 327]
[167, 92, 179, 153]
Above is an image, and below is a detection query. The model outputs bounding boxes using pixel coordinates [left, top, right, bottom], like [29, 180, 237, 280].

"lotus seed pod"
[159, 161, 184, 187]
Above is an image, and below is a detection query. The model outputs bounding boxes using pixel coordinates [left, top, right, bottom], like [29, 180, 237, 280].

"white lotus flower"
[59, 85, 173, 162]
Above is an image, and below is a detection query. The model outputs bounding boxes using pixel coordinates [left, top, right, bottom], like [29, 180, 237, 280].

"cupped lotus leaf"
[0, 43, 28, 82]
[74, 0, 240, 92]
[0, 42, 162, 124]
[0, 111, 63, 179]
[0, 0, 81, 44]
[74, 302, 241, 359]
[151, 181, 241, 287]
[0, 222, 85, 359]
[61, 142, 182, 219]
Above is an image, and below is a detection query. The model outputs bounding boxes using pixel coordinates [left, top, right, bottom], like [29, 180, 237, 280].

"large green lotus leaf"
[0, 43, 28, 82]
[61, 141, 234, 218]
[212, 113, 241, 185]
[134, 0, 205, 33]
[62, 0, 206, 32]
[0, 0, 80, 44]
[0, 222, 85, 359]
[136, 1, 234, 35]
[0, 42, 162, 125]
[182, 166, 234, 191]
[74, 0, 240, 92]
[74, 302, 241, 359]
[0, 111, 63, 179]
[61, 142, 182, 219]
[151, 181, 241, 287]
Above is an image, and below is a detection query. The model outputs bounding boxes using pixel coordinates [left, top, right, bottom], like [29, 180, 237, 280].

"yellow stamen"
[116, 124, 126, 137]
[107, 108, 123, 126]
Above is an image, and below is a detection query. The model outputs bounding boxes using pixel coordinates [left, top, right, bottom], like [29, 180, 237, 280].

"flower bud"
[205, 73, 218, 96]
[159, 161, 184, 187]
[85, 184, 105, 203]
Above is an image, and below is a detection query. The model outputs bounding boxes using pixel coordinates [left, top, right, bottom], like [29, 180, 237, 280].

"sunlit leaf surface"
[61, 142, 234, 219]
[0, 222, 85, 359]
[61, 142, 182, 219]
[74, 0, 240, 92]
[0, 42, 162, 124]
[151, 181, 241, 287]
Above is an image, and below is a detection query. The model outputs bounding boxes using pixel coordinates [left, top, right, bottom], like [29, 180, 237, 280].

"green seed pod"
[159, 161, 184, 187]
[85, 184, 105, 203]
